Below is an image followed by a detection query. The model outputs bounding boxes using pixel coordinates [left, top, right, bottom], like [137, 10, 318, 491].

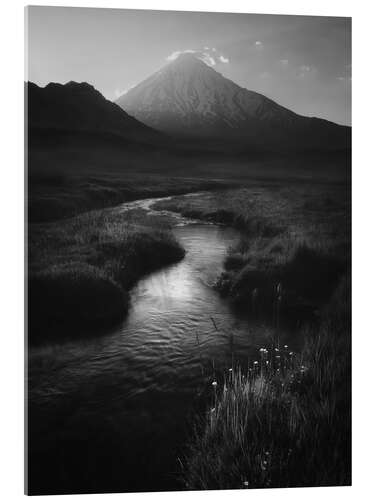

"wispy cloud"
[166, 49, 196, 61]
[280, 59, 289, 66]
[219, 55, 229, 64]
[255, 41, 263, 48]
[300, 65, 311, 72]
[200, 53, 216, 66]
[298, 64, 317, 78]
[165, 48, 229, 67]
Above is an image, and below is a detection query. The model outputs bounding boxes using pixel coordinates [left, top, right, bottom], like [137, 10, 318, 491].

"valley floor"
[28, 204, 186, 343]
[154, 182, 350, 314]
[153, 182, 351, 489]
[27, 160, 351, 491]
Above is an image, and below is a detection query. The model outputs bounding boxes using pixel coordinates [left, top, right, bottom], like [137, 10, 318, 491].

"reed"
[182, 276, 351, 489]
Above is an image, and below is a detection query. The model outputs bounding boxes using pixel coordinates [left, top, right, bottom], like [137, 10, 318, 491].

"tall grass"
[29, 207, 185, 342]
[155, 184, 350, 317]
[28, 168, 223, 223]
[182, 276, 351, 489]
[158, 183, 351, 489]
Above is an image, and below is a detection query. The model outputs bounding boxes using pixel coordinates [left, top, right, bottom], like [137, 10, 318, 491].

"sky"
[27, 7, 351, 126]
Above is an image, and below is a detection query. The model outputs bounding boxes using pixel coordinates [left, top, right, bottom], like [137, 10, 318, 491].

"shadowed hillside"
[27, 81, 162, 150]
[117, 53, 350, 152]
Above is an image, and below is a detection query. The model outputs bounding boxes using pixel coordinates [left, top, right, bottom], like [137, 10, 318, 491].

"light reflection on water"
[29, 199, 293, 407]
[28, 196, 295, 492]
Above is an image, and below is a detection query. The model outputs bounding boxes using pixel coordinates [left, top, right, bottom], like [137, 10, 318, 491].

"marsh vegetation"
[154, 181, 351, 489]
[29, 205, 185, 342]
[154, 183, 350, 317]
[183, 277, 350, 489]
[28, 165, 351, 492]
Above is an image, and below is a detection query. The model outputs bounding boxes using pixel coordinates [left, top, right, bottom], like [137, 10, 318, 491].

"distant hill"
[117, 53, 350, 152]
[27, 81, 161, 149]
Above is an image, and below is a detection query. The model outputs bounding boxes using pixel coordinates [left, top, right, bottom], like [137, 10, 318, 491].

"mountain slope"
[117, 54, 350, 151]
[27, 81, 161, 148]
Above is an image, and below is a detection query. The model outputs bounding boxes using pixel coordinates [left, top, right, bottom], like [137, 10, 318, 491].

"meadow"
[28, 146, 349, 223]
[154, 182, 350, 317]
[28, 150, 351, 489]
[28, 151, 227, 342]
[28, 206, 185, 343]
[28, 168, 222, 223]
[154, 180, 351, 488]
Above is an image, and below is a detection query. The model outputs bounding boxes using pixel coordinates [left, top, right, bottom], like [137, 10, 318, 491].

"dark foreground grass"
[28, 147, 349, 224]
[182, 276, 351, 489]
[29, 207, 184, 343]
[28, 168, 224, 223]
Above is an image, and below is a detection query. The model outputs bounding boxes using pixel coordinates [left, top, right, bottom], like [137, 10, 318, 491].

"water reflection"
[29, 211, 296, 401]
[28, 197, 298, 493]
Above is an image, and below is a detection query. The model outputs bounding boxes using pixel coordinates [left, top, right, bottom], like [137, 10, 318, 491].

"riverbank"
[28, 205, 185, 343]
[153, 182, 350, 320]
[29, 168, 225, 223]
[153, 183, 351, 489]
[27, 180, 351, 492]
[183, 274, 351, 489]
[28, 210, 247, 495]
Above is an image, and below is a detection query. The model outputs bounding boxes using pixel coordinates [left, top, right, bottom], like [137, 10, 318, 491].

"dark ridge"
[26, 80, 163, 146]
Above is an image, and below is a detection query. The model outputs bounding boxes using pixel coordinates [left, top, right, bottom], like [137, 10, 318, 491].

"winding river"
[28, 194, 295, 494]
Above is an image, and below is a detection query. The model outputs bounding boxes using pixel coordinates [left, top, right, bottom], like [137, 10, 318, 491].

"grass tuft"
[183, 276, 351, 489]
[29, 264, 126, 341]
[29, 207, 185, 342]
[155, 185, 350, 320]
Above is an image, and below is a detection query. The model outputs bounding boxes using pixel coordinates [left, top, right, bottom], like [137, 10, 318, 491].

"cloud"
[298, 65, 310, 77]
[300, 65, 311, 72]
[200, 53, 216, 66]
[165, 47, 229, 67]
[255, 41, 263, 48]
[280, 59, 289, 66]
[166, 49, 196, 61]
[165, 48, 222, 67]
[298, 65, 317, 78]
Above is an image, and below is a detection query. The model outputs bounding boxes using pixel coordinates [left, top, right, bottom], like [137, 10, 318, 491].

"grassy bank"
[154, 182, 350, 320]
[157, 182, 352, 488]
[28, 169, 224, 223]
[28, 147, 349, 224]
[182, 276, 351, 489]
[29, 207, 184, 343]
